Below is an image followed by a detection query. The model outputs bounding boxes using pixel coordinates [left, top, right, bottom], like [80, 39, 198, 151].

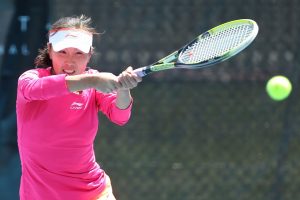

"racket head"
[177, 19, 259, 68]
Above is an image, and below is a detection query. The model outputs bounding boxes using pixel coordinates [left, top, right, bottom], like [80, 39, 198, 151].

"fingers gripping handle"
[133, 67, 148, 77]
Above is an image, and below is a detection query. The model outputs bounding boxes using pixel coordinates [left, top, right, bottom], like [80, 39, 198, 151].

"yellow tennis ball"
[266, 75, 292, 101]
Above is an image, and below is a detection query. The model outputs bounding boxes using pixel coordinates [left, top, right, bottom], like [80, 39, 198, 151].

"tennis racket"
[134, 19, 259, 77]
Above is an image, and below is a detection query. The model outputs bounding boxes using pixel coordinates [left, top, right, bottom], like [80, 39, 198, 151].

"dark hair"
[34, 15, 98, 68]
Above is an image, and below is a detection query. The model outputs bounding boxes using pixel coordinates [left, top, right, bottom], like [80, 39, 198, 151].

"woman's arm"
[66, 66, 141, 109]
[65, 72, 121, 93]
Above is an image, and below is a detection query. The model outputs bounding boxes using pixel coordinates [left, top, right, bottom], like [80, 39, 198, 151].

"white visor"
[49, 29, 93, 53]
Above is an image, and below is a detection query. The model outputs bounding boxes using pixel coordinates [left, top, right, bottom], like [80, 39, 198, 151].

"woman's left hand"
[117, 66, 142, 90]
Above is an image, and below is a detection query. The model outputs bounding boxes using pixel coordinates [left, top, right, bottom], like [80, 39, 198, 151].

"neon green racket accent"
[150, 63, 176, 71]
[157, 51, 178, 63]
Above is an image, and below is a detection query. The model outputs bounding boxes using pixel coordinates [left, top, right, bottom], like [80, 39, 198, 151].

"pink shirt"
[16, 67, 132, 200]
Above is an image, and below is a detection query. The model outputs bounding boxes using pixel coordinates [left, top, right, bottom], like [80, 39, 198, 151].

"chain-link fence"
[95, 80, 300, 200]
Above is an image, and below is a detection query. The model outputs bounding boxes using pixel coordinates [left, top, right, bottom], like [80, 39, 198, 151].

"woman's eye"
[58, 50, 66, 54]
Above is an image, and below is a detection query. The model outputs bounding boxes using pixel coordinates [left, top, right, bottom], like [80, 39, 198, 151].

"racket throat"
[134, 63, 175, 77]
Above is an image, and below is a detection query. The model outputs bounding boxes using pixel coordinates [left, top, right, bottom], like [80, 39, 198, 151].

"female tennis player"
[16, 15, 141, 200]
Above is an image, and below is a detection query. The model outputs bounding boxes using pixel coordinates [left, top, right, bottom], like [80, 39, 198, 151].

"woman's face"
[49, 45, 92, 75]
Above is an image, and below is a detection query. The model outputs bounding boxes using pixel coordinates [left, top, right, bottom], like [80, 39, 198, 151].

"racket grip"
[133, 67, 148, 77]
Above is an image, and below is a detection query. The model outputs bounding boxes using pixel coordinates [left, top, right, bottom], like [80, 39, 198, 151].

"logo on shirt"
[70, 102, 83, 110]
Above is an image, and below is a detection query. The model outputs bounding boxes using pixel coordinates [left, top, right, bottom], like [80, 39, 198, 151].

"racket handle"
[133, 67, 148, 77]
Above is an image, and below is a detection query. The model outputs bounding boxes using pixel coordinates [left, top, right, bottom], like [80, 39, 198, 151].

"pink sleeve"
[96, 92, 132, 126]
[18, 69, 70, 101]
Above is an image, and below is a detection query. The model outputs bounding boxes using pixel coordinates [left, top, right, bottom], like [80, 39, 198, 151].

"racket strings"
[179, 24, 254, 64]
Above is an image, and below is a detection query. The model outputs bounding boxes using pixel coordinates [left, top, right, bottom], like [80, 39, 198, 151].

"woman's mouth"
[63, 69, 76, 75]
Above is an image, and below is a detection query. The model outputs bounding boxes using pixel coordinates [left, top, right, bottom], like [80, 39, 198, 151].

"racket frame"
[134, 19, 259, 77]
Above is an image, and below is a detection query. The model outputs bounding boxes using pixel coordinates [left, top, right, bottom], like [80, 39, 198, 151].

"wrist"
[116, 89, 132, 109]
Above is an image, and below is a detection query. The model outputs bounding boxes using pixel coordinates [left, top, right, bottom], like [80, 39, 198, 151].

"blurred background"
[0, 0, 299, 199]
